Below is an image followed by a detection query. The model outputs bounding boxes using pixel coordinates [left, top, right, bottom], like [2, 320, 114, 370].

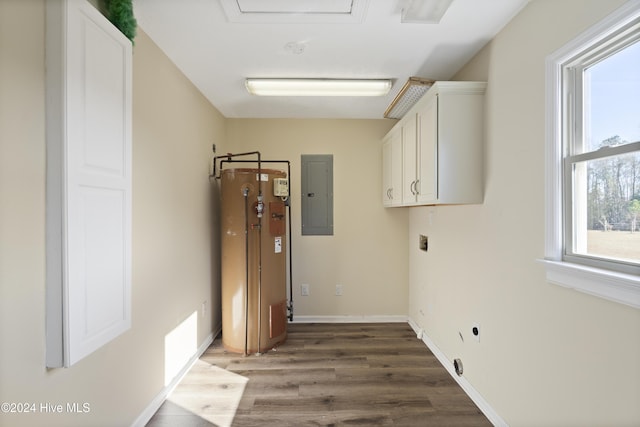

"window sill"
[539, 259, 640, 309]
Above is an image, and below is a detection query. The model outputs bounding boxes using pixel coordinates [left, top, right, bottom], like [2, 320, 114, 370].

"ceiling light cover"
[401, 0, 454, 23]
[245, 79, 392, 97]
[384, 77, 434, 119]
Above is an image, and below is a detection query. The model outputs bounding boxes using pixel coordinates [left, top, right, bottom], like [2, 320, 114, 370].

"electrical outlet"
[472, 322, 480, 342]
[335, 284, 343, 296]
[419, 235, 428, 252]
[301, 284, 310, 296]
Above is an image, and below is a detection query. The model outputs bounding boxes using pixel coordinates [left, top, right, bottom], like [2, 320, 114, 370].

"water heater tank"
[220, 168, 288, 354]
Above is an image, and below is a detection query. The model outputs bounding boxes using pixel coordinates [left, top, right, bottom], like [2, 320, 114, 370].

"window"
[544, 2, 640, 309]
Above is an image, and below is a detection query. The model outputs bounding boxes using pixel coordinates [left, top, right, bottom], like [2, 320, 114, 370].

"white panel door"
[382, 128, 402, 206]
[46, 0, 132, 367]
[391, 133, 403, 206]
[402, 114, 418, 205]
[382, 137, 393, 205]
[417, 94, 438, 204]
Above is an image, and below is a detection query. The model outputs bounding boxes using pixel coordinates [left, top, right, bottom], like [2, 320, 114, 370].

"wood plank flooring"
[146, 323, 492, 427]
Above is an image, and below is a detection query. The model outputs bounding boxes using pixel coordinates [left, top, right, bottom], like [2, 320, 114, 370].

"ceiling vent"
[384, 77, 435, 119]
[219, 0, 369, 24]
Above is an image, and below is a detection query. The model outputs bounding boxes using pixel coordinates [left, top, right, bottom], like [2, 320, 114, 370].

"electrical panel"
[301, 154, 333, 236]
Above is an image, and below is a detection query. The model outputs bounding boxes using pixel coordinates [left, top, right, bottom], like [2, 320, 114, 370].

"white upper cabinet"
[382, 81, 486, 207]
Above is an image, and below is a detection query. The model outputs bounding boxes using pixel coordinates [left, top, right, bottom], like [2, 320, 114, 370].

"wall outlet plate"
[335, 284, 343, 296]
[301, 284, 310, 296]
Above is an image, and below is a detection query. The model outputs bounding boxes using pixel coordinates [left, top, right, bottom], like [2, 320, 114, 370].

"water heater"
[220, 168, 288, 354]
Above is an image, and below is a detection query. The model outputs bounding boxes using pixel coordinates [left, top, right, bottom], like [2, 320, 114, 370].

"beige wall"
[226, 119, 408, 318]
[0, 1, 225, 425]
[5, 0, 638, 426]
[409, 0, 640, 425]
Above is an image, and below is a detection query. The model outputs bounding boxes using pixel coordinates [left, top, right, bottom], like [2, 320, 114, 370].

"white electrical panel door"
[46, 0, 132, 367]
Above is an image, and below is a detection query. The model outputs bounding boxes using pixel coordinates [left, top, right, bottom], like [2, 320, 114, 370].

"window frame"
[542, 1, 640, 309]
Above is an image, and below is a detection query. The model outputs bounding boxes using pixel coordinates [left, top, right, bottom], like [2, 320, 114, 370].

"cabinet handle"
[410, 180, 416, 195]
[415, 179, 420, 195]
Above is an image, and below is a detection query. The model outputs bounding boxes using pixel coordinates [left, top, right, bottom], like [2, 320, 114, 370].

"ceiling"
[133, 0, 528, 119]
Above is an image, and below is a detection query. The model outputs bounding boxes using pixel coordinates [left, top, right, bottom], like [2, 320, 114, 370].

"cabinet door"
[46, 0, 132, 367]
[417, 95, 438, 203]
[382, 129, 403, 206]
[402, 114, 418, 205]
[391, 134, 403, 205]
[382, 136, 393, 206]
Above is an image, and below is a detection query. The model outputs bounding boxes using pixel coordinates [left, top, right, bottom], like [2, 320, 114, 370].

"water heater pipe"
[242, 187, 250, 356]
[256, 214, 263, 355]
[213, 151, 263, 180]
[256, 158, 263, 355]
[286, 160, 293, 321]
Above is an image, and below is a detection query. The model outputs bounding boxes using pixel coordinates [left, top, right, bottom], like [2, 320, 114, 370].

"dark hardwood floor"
[146, 322, 492, 427]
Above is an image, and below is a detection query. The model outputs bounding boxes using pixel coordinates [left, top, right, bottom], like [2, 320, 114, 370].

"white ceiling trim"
[236, 0, 352, 14]
[219, 0, 369, 24]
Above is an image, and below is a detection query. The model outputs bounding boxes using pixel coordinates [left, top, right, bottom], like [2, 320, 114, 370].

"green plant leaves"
[105, 0, 137, 43]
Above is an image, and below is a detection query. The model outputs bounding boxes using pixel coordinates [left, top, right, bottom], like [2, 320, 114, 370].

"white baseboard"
[131, 325, 220, 427]
[407, 318, 508, 427]
[291, 314, 408, 323]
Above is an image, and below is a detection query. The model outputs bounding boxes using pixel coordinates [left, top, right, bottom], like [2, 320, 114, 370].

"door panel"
[301, 154, 333, 235]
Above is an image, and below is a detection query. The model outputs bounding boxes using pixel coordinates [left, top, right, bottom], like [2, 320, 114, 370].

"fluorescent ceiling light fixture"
[245, 79, 392, 96]
[401, 0, 454, 23]
[384, 77, 434, 119]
